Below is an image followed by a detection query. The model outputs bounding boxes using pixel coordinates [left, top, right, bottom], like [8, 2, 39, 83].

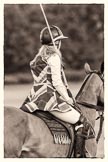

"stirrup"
[82, 126, 95, 139]
[76, 125, 95, 140]
[79, 114, 95, 139]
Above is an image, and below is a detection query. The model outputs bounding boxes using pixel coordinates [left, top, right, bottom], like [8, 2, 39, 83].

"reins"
[76, 101, 104, 111]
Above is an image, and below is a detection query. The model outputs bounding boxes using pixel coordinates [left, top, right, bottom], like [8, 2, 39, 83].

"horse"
[4, 63, 104, 158]
[75, 63, 104, 157]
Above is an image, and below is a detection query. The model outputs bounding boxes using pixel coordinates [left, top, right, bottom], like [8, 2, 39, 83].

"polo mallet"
[40, 4, 57, 50]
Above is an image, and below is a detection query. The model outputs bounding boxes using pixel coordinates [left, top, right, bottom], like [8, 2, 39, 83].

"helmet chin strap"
[49, 40, 61, 49]
[57, 40, 61, 49]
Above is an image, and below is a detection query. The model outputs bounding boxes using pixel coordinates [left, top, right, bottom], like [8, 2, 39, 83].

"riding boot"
[74, 127, 86, 158]
[74, 114, 95, 158]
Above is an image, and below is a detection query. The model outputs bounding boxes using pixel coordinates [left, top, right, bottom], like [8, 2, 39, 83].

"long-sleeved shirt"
[47, 54, 70, 102]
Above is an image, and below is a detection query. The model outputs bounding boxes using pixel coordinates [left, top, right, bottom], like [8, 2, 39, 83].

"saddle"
[33, 110, 74, 158]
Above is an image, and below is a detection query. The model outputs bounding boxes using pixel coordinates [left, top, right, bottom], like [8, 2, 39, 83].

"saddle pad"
[33, 110, 73, 145]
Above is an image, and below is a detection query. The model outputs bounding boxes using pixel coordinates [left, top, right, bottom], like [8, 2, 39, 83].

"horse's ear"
[84, 63, 92, 74]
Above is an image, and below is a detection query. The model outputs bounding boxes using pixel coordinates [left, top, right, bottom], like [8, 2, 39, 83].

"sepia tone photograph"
[4, 3, 104, 158]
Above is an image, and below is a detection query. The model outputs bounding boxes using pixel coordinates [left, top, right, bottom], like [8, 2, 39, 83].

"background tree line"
[4, 4, 104, 83]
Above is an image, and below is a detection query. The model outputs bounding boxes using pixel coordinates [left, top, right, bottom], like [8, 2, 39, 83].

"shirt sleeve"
[47, 54, 70, 102]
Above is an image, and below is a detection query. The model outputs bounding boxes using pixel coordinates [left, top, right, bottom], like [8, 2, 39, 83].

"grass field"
[4, 82, 104, 158]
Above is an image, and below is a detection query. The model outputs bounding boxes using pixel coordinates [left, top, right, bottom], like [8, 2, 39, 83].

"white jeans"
[50, 106, 80, 124]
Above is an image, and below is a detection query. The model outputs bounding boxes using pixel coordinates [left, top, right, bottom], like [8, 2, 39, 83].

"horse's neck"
[76, 73, 103, 105]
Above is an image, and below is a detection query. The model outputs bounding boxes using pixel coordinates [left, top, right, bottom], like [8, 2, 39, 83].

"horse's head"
[76, 63, 104, 109]
[84, 62, 104, 80]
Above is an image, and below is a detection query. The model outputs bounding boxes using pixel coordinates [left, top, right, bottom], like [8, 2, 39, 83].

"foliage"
[4, 4, 104, 75]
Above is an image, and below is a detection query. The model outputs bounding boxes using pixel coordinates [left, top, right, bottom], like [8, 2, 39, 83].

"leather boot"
[74, 127, 86, 158]
[74, 114, 95, 158]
